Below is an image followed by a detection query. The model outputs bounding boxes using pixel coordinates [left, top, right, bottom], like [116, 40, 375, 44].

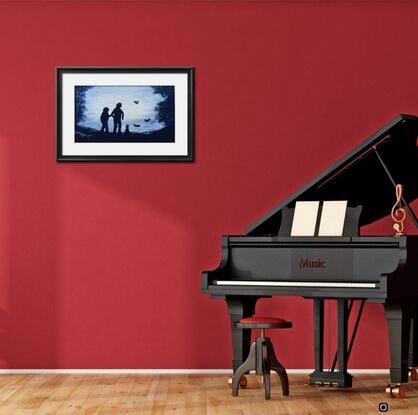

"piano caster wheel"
[228, 375, 248, 389]
[386, 384, 406, 398]
[409, 368, 417, 381]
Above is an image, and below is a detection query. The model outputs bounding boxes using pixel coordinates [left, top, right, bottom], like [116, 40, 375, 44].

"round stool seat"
[236, 316, 292, 329]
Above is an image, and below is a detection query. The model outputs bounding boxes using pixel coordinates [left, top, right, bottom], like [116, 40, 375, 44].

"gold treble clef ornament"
[391, 184, 406, 236]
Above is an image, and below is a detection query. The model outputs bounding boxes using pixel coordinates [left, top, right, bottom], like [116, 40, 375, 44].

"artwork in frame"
[56, 67, 194, 161]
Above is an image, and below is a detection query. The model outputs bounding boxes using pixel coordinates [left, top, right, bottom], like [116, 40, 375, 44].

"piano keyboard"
[215, 280, 378, 288]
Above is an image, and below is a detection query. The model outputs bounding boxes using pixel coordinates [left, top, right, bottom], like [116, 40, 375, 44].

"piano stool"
[231, 316, 292, 400]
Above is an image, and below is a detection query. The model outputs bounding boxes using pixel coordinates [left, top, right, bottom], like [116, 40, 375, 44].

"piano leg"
[337, 300, 349, 375]
[409, 308, 418, 366]
[408, 310, 418, 381]
[384, 304, 412, 384]
[314, 298, 324, 373]
[309, 299, 325, 385]
[226, 296, 259, 373]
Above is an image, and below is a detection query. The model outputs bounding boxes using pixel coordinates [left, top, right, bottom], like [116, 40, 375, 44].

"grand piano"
[202, 114, 418, 397]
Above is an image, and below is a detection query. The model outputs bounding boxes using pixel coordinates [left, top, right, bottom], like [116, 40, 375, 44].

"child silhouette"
[100, 107, 110, 133]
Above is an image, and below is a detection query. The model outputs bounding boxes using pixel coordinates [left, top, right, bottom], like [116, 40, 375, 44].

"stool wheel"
[409, 368, 417, 381]
[228, 375, 247, 388]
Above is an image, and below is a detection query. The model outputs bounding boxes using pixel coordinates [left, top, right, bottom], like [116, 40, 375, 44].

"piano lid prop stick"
[391, 184, 407, 236]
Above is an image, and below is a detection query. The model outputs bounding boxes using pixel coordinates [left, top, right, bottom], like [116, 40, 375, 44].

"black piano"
[202, 114, 418, 396]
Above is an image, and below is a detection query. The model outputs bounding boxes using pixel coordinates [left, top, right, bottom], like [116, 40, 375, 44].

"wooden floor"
[0, 373, 417, 414]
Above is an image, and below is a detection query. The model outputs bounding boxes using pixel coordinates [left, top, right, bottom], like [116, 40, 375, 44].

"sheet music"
[318, 200, 348, 236]
[290, 201, 320, 236]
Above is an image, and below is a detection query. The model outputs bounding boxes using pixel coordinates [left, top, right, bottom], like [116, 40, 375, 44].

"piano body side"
[385, 234, 418, 303]
[201, 236, 229, 293]
[201, 235, 409, 301]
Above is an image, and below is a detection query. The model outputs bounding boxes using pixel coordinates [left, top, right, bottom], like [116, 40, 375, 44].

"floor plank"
[0, 373, 416, 414]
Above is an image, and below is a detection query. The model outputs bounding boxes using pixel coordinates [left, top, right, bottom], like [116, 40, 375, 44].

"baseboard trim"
[0, 369, 390, 375]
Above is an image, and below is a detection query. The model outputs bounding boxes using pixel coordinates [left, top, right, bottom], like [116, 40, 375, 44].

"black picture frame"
[56, 67, 194, 162]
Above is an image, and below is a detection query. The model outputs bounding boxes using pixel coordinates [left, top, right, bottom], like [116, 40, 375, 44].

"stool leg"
[267, 340, 289, 396]
[262, 341, 271, 400]
[232, 341, 257, 397]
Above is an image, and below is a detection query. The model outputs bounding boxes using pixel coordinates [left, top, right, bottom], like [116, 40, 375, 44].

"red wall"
[0, 1, 417, 369]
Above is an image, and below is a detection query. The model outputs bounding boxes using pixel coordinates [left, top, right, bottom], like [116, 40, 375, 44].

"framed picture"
[56, 67, 194, 161]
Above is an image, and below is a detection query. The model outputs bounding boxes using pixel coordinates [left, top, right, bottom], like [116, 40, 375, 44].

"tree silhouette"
[75, 86, 93, 125]
[152, 86, 175, 127]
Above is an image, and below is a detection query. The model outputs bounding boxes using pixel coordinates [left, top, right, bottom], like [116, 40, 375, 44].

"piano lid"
[247, 114, 418, 236]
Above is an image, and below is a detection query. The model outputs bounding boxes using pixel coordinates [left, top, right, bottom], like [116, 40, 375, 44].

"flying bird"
[133, 100, 139, 104]
[133, 124, 141, 128]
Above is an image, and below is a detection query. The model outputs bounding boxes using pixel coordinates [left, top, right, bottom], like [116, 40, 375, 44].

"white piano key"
[215, 280, 377, 288]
